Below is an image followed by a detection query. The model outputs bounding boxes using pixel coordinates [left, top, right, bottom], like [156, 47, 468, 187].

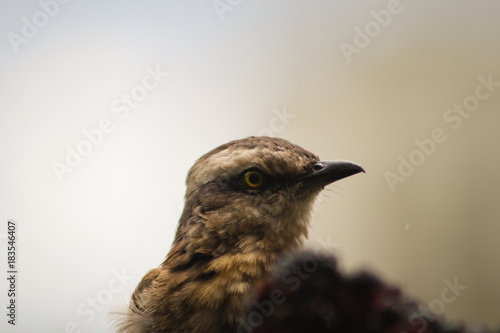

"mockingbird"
[116, 136, 364, 333]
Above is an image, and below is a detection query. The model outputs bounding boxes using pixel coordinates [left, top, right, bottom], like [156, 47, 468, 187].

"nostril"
[312, 163, 324, 172]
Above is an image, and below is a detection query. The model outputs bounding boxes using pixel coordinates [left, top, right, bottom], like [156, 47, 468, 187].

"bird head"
[175, 136, 364, 255]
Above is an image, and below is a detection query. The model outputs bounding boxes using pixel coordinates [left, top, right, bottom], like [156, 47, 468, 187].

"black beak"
[296, 160, 365, 188]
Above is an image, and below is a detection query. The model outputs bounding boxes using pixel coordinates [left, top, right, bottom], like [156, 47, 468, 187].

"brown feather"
[114, 137, 357, 333]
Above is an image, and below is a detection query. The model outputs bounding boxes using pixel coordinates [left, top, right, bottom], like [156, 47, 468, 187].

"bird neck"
[159, 203, 311, 330]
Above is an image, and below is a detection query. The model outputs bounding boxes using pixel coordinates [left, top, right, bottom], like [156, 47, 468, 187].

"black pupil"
[249, 173, 261, 184]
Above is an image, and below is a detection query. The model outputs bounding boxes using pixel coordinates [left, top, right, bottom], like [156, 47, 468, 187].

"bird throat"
[158, 186, 318, 331]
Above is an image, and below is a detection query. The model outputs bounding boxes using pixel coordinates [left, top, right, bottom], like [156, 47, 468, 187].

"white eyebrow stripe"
[187, 148, 265, 194]
[185, 145, 316, 198]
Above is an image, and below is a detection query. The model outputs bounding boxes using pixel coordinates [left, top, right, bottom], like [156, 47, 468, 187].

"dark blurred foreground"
[247, 252, 498, 333]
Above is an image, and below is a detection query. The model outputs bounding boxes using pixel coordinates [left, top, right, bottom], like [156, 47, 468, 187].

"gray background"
[1, 1, 499, 332]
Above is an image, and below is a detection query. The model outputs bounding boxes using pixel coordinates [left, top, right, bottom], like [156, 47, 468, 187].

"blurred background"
[1, 1, 499, 332]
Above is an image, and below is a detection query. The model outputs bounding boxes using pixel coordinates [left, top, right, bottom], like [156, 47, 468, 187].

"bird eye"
[243, 170, 264, 188]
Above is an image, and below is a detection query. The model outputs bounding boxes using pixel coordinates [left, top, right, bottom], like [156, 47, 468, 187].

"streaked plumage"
[115, 136, 364, 333]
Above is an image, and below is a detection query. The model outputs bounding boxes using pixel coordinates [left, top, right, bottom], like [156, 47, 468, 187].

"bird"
[115, 136, 364, 333]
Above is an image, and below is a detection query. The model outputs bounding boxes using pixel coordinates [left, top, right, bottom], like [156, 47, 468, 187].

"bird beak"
[295, 160, 365, 188]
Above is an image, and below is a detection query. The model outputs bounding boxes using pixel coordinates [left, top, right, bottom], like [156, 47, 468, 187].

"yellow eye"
[243, 170, 264, 188]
